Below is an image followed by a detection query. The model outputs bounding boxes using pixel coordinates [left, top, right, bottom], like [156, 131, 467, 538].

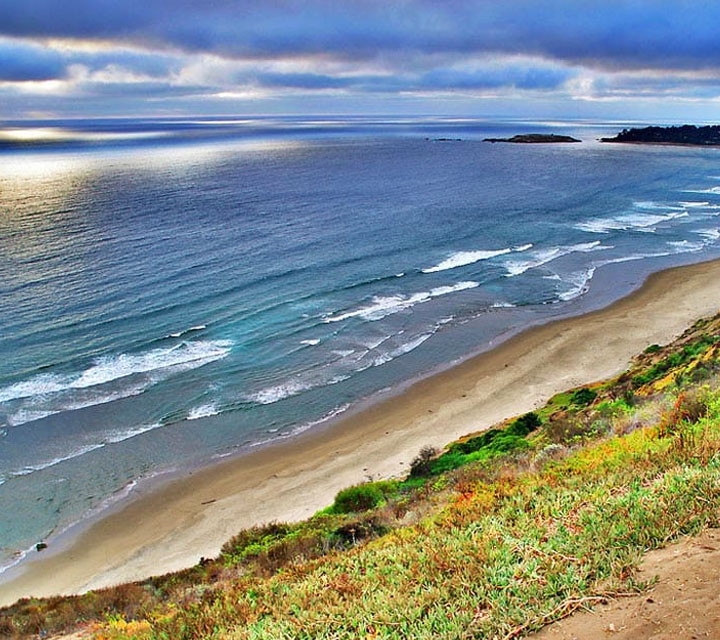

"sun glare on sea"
[0, 127, 69, 142]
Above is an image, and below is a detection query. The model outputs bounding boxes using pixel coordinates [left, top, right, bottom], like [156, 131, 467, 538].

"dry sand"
[2, 258, 720, 607]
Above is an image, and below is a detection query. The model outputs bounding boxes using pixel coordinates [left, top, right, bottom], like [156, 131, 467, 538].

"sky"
[1, 0, 720, 120]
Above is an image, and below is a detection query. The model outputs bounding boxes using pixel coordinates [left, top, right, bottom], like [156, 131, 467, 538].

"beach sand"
[2, 258, 720, 606]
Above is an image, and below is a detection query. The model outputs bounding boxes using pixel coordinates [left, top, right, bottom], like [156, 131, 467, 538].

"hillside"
[4, 312, 720, 639]
[601, 124, 720, 146]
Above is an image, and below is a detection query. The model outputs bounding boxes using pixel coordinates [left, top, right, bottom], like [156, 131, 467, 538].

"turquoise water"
[2, 116, 720, 569]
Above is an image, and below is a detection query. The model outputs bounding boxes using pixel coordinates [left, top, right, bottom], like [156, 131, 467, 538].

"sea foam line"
[247, 322, 446, 407]
[0, 339, 233, 404]
[168, 325, 207, 338]
[504, 241, 607, 277]
[323, 281, 479, 324]
[575, 211, 688, 234]
[421, 244, 531, 274]
[4, 422, 163, 482]
[187, 403, 221, 420]
[557, 267, 596, 302]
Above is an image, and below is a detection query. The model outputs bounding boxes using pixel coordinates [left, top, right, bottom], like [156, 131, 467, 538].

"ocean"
[2, 115, 720, 572]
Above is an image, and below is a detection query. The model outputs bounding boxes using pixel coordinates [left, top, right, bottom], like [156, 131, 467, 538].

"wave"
[575, 211, 688, 234]
[323, 281, 479, 323]
[248, 403, 353, 450]
[0, 340, 232, 405]
[247, 323, 445, 407]
[187, 403, 221, 420]
[683, 186, 720, 195]
[504, 241, 606, 277]
[633, 201, 685, 211]
[693, 228, 720, 242]
[422, 244, 531, 273]
[168, 325, 206, 338]
[369, 333, 433, 366]
[557, 268, 596, 302]
[246, 377, 345, 406]
[678, 201, 713, 208]
[667, 239, 705, 253]
[2, 422, 163, 485]
[2, 381, 153, 427]
[300, 339, 321, 346]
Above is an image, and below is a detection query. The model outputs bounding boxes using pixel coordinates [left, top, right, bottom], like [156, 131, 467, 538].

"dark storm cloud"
[255, 64, 574, 93]
[2, 0, 720, 71]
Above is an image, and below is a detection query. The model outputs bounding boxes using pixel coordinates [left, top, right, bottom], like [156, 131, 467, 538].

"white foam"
[323, 281, 479, 323]
[693, 228, 720, 242]
[300, 339, 320, 346]
[679, 201, 712, 208]
[595, 251, 672, 268]
[370, 333, 433, 367]
[504, 242, 606, 277]
[248, 323, 445, 408]
[683, 186, 720, 195]
[422, 248, 512, 273]
[422, 244, 531, 273]
[557, 268, 596, 302]
[169, 325, 206, 338]
[4, 380, 153, 427]
[491, 301, 516, 308]
[187, 404, 220, 420]
[4, 422, 164, 485]
[668, 240, 705, 252]
[633, 201, 685, 211]
[104, 422, 163, 444]
[249, 403, 353, 448]
[10, 443, 107, 478]
[0, 340, 232, 404]
[575, 211, 688, 234]
[247, 379, 318, 405]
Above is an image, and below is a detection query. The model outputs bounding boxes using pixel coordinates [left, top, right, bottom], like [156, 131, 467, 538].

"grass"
[5, 313, 720, 639]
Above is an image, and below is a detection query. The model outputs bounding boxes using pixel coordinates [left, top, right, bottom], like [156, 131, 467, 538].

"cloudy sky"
[2, 0, 720, 120]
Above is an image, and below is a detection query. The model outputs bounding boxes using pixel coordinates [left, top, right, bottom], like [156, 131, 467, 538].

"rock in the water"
[484, 133, 581, 143]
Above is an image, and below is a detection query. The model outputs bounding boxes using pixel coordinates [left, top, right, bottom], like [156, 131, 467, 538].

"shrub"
[644, 343, 662, 354]
[332, 483, 388, 514]
[570, 387, 597, 406]
[507, 412, 541, 436]
[409, 446, 438, 477]
[332, 516, 387, 545]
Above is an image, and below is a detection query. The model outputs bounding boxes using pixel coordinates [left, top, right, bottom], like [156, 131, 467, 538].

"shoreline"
[2, 257, 720, 606]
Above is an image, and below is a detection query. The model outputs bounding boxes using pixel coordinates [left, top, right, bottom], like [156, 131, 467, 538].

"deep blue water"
[2, 116, 720, 570]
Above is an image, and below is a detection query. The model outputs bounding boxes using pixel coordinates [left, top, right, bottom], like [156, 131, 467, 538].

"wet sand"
[2, 258, 720, 606]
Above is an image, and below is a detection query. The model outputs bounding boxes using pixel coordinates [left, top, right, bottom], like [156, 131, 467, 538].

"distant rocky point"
[601, 125, 720, 146]
[483, 133, 581, 143]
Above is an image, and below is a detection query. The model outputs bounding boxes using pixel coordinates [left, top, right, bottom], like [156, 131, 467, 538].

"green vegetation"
[4, 314, 720, 639]
[632, 333, 718, 388]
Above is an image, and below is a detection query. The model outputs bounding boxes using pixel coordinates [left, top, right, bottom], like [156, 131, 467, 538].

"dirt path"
[530, 529, 720, 640]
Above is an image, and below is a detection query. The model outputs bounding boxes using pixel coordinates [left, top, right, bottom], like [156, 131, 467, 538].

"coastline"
[2, 257, 720, 606]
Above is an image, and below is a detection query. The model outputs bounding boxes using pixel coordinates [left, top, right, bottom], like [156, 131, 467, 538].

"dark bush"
[333, 516, 387, 545]
[644, 344, 662, 354]
[506, 412, 541, 436]
[410, 446, 438, 477]
[570, 388, 597, 406]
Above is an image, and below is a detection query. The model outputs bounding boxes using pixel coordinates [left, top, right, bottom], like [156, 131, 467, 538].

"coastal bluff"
[483, 133, 581, 143]
[601, 124, 720, 146]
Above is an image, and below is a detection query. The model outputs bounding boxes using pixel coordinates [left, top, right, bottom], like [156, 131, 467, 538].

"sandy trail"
[530, 528, 720, 639]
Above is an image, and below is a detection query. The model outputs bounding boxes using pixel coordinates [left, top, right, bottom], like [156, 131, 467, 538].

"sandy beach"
[2, 257, 720, 607]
